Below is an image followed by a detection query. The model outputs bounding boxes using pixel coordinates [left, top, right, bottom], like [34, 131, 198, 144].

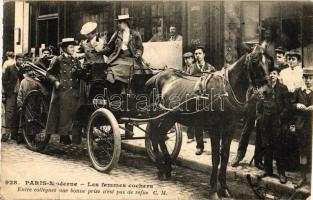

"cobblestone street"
[0, 137, 263, 200]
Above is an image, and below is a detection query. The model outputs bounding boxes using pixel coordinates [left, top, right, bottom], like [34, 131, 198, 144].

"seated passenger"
[101, 14, 152, 90]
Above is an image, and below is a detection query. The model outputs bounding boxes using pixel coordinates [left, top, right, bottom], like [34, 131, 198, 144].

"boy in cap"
[79, 22, 107, 63]
[257, 67, 290, 184]
[183, 52, 194, 72]
[46, 38, 83, 144]
[275, 46, 288, 70]
[280, 50, 304, 92]
[292, 67, 313, 188]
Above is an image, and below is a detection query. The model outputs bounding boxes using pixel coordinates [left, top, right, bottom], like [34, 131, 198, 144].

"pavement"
[0, 124, 311, 199]
[1, 138, 264, 200]
[122, 124, 311, 199]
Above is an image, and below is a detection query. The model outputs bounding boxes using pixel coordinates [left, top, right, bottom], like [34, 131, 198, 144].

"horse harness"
[193, 66, 245, 113]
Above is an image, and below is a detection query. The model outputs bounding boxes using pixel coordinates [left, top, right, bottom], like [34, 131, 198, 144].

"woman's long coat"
[45, 54, 84, 135]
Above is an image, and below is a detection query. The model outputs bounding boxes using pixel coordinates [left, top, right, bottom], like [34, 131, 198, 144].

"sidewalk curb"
[122, 142, 310, 198]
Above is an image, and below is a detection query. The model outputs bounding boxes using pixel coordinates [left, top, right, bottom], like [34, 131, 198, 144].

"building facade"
[6, 0, 313, 69]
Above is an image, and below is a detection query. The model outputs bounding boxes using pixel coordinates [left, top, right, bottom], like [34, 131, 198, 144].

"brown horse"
[145, 45, 271, 199]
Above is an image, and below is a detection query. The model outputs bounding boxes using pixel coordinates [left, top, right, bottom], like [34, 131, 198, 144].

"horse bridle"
[220, 53, 269, 112]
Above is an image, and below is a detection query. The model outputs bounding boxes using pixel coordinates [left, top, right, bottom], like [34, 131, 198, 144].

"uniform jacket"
[186, 62, 216, 75]
[292, 87, 313, 130]
[103, 29, 144, 64]
[257, 82, 291, 122]
[46, 55, 81, 94]
[2, 63, 22, 97]
[45, 54, 83, 135]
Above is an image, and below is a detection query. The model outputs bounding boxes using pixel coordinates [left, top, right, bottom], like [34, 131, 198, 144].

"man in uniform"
[2, 53, 24, 142]
[292, 67, 313, 188]
[257, 68, 290, 184]
[46, 38, 83, 144]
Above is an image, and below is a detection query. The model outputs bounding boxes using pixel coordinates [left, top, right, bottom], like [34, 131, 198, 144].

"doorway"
[37, 17, 59, 51]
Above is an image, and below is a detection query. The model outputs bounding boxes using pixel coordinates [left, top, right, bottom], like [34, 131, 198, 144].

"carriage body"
[21, 61, 182, 173]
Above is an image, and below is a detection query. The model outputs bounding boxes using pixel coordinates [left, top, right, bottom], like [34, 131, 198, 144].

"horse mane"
[227, 54, 247, 71]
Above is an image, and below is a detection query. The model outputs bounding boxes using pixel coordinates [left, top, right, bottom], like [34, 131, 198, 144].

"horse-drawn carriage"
[20, 60, 183, 173]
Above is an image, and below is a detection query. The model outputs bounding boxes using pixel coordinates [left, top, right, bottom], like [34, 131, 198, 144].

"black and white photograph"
[0, 0, 313, 199]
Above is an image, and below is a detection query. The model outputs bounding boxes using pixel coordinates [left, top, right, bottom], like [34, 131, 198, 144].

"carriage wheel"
[145, 123, 182, 162]
[22, 90, 50, 151]
[87, 108, 121, 173]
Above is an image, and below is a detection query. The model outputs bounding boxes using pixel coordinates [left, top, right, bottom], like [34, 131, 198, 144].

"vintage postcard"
[1, 0, 312, 199]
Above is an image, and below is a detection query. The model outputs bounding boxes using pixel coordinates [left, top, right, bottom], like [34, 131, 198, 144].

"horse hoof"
[209, 192, 220, 200]
[220, 187, 232, 198]
[157, 172, 169, 181]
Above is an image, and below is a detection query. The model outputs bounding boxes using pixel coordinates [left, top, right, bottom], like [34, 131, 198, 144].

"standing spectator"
[275, 46, 289, 70]
[187, 45, 215, 75]
[186, 46, 216, 155]
[168, 25, 182, 42]
[2, 53, 24, 142]
[261, 29, 276, 60]
[34, 47, 54, 70]
[257, 68, 290, 184]
[2, 51, 15, 141]
[183, 52, 196, 144]
[292, 67, 313, 188]
[45, 38, 83, 145]
[183, 52, 194, 73]
[231, 86, 264, 169]
[2, 51, 15, 72]
[280, 50, 304, 92]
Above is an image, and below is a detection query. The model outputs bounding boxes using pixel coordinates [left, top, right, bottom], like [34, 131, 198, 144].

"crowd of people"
[1, 14, 312, 190]
[181, 44, 312, 188]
